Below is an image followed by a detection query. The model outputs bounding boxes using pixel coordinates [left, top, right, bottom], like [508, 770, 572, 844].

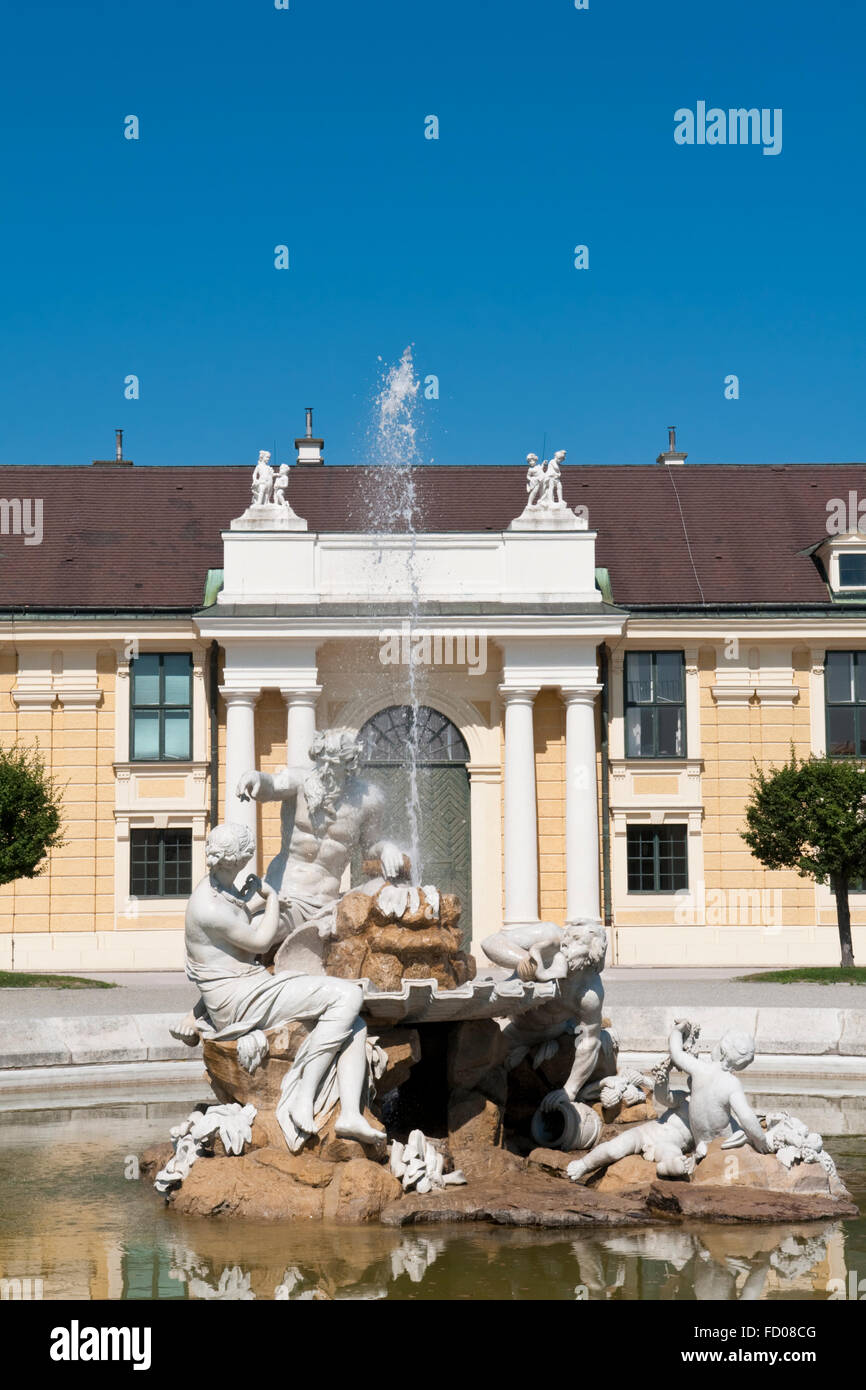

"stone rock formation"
[204, 1022, 421, 1115]
[324, 878, 476, 991]
[141, 1144, 403, 1222]
[688, 1136, 851, 1199]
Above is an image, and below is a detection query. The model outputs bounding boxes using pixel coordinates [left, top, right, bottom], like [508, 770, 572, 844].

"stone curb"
[607, 1005, 866, 1057]
[0, 1005, 863, 1072]
[0, 1013, 192, 1070]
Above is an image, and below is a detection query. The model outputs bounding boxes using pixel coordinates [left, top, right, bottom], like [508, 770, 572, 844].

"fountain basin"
[358, 975, 556, 1026]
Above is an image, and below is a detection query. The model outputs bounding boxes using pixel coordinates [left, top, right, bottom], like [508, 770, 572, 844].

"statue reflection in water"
[161, 1222, 840, 1302]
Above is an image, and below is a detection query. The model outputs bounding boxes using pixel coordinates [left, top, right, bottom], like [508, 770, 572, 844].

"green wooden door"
[353, 706, 472, 946]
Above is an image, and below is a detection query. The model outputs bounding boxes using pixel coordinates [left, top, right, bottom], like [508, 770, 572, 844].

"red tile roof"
[0, 463, 861, 610]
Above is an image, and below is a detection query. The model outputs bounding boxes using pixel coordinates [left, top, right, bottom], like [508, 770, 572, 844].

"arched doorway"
[355, 704, 472, 943]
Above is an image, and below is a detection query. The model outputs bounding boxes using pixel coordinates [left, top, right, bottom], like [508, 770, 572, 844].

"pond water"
[0, 1096, 863, 1301]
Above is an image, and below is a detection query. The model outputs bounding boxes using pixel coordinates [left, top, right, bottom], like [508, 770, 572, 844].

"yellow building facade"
[2, 455, 866, 969]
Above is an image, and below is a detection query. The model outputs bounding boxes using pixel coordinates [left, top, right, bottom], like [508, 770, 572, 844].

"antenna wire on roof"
[666, 467, 705, 605]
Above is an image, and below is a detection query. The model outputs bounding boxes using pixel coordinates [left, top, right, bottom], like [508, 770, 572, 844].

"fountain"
[147, 749, 857, 1223]
[141, 390, 859, 1229]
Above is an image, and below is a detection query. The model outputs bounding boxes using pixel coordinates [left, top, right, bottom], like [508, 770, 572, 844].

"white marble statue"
[177, 822, 386, 1150]
[510, 447, 585, 530]
[389, 1130, 467, 1193]
[525, 453, 544, 507]
[272, 462, 290, 510]
[526, 450, 566, 510]
[236, 728, 405, 972]
[483, 919, 613, 1103]
[567, 1020, 768, 1182]
[251, 450, 275, 506]
[764, 1112, 837, 1177]
[154, 1103, 256, 1194]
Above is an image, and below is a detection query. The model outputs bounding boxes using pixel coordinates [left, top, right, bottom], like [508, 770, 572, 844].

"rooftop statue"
[232, 450, 307, 531]
[526, 450, 567, 510]
[509, 447, 587, 530]
[272, 462, 291, 511]
[250, 450, 275, 506]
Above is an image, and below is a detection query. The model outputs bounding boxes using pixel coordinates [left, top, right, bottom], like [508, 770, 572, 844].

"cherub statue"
[482, 919, 614, 1103]
[525, 453, 545, 508]
[251, 450, 274, 506]
[525, 449, 567, 510]
[567, 1020, 768, 1183]
[272, 462, 290, 510]
[544, 450, 566, 506]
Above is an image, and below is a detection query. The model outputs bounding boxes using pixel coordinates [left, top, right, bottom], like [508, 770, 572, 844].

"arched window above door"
[359, 704, 469, 765]
[355, 704, 472, 941]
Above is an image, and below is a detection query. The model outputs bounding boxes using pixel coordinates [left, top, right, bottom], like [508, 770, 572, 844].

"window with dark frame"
[837, 554, 866, 590]
[130, 829, 193, 898]
[626, 825, 688, 893]
[130, 653, 192, 760]
[825, 651, 866, 757]
[624, 651, 686, 758]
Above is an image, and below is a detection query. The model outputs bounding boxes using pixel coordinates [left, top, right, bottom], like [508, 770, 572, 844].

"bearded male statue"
[236, 728, 406, 974]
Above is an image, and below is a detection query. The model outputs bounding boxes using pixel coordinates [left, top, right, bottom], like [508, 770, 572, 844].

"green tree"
[741, 752, 865, 967]
[0, 743, 65, 886]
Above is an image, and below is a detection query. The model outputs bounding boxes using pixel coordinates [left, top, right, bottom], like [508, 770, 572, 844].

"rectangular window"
[625, 651, 686, 758]
[131, 653, 192, 760]
[130, 829, 193, 898]
[825, 651, 866, 757]
[627, 825, 688, 893]
[838, 554, 866, 589]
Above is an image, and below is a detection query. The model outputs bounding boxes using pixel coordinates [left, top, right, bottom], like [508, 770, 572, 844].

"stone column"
[561, 685, 603, 921]
[281, 686, 322, 768]
[221, 689, 259, 840]
[499, 685, 540, 926]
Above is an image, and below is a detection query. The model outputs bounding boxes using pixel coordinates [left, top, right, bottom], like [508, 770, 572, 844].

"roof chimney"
[93, 429, 133, 465]
[294, 407, 324, 465]
[656, 425, 687, 465]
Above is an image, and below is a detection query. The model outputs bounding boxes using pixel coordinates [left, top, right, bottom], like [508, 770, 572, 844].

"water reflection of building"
[1, 1233, 124, 1301]
[0, 1107, 189, 1300]
[4, 426, 866, 971]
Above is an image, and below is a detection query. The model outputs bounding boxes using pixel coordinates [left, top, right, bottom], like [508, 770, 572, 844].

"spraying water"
[365, 347, 420, 530]
[362, 347, 424, 881]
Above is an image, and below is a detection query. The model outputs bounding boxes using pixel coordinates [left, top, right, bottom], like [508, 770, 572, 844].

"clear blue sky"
[0, 0, 863, 469]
